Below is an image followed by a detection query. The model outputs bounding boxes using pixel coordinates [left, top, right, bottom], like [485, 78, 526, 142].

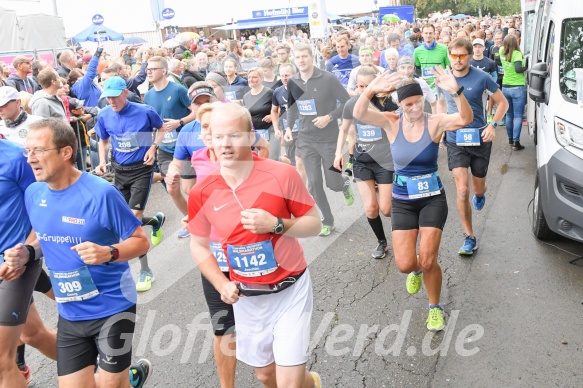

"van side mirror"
[529, 62, 548, 103]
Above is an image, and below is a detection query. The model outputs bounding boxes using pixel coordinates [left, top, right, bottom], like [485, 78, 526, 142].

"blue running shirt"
[95, 102, 163, 165]
[0, 141, 35, 253]
[25, 173, 142, 321]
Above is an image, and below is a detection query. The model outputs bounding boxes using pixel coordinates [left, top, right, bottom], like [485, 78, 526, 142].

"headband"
[397, 83, 423, 101]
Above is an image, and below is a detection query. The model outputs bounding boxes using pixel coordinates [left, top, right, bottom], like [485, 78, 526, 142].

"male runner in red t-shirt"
[187, 102, 323, 387]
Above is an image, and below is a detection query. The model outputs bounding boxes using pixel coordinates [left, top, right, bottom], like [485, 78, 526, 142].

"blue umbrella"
[120, 36, 147, 46]
[452, 14, 467, 20]
[351, 16, 378, 24]
[72, 24, 124, 43]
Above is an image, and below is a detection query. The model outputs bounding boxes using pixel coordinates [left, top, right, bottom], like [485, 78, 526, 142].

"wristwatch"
[272, 217, 284, 235]
[108, 246, 119, 263]
[328, 114, 334, 122]
[152, 142, 159, 149]
[490, 122, 498, 129]
[450, 86, 464, 97]
[179, 119, 185, 126]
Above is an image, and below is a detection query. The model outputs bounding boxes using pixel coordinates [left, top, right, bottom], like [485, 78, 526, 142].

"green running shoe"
[426, 307, 446, 332]
[150, 212, 165, 246]
[342, 183, 354, 206]
[311, 371, 322, 388]
[406, 272, 423, 294]
[319, 224, 334, 237]
[136, 271, 154, 292]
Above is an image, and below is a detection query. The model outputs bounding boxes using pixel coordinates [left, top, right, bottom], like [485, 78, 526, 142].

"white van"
[523, 0, 583, 242]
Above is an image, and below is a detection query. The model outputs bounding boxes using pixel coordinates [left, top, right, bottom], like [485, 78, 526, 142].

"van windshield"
[560, 18, 583, 100]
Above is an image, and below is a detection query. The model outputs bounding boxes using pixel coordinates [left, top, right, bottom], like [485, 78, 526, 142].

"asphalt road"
[27, 128, 583, 387]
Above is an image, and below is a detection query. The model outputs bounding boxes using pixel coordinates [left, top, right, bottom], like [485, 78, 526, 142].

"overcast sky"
[0, 0, 378, 36]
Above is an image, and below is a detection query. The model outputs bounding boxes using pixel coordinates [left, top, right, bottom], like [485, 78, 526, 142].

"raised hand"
[369, 71, 404, 94]
[430, 66, 459, 94]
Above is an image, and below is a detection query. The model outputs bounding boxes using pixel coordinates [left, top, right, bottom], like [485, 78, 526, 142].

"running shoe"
[19, 364, 32, 385]
[311, 371, 322, 388]
[129, 358, 152, 388]
[472, 194, 486, 211]
[177, 227, 189, 239]
[319, 224, 334, 237]
[342, 178, 354, 206]
[458, 235, 478, 255]
[406, 272, 423, 294]
[487, 114, 493, 123]
[345, 154, 354, 176]
[150, 212, 165, 246]
[372, 240, 388, 259]
[426, 307, 446, 332]
[136, 271, 154, 292]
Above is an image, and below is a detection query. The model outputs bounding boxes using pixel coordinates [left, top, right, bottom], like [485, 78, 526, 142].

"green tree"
[404, 0, 520, 18]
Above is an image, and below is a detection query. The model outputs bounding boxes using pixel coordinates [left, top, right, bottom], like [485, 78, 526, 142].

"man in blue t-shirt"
[0, 139, 48, 387]
[325, 36, 360, 87]
[470, 39, 497, 80]
[23, 118, 152, 388]
[95, 76, 166, 293]
[166, 83, 215, 227]
[441, 38, 508, 256]
[144, 56, 197, 184]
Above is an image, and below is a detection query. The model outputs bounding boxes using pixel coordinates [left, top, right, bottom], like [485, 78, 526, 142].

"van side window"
[559, 18, 583, 100]
[545, 22, 554, 75]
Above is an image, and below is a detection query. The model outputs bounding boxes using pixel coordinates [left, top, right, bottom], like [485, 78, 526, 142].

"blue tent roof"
[215, 14, 342, 30]
[72, 24, 124, 43]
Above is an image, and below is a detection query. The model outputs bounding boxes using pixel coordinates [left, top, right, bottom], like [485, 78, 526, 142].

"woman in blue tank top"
[354, 68, 473, 332]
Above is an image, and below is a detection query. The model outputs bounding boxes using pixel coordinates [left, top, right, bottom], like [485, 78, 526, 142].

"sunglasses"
[449, 53, 469, 61]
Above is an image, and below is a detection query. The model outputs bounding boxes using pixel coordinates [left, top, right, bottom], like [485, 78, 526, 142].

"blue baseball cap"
[101, 76, 127, 98]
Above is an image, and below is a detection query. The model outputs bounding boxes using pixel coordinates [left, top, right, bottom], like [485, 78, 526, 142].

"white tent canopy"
[0, 7, 66, 51]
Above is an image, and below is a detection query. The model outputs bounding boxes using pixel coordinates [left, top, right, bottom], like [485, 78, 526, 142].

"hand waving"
[430, 66, 459, 94]
[369, 71, 404, 94]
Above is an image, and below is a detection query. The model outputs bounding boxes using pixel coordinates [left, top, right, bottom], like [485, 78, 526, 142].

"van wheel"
[532, 173, 556, 240]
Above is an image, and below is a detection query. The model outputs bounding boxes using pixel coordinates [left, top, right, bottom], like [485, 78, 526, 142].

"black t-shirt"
[262, 79, 283, 91]
[342, 95, 395, 168]
[470, 57, 497, 75]
[243, 87, 274, 130]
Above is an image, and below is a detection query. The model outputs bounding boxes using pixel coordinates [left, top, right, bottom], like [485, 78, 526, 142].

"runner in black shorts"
[26, 118, 153, 387]
[354, 70, 473, 332]
[335, 65, 398, 259]
[0, 138, 57, 387]
[187, 103, 237, 388]
[441, 38, 508, 256]
[95, 76, 167, 293]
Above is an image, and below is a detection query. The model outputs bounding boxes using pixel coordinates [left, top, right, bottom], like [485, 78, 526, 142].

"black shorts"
[445, 141, 492, 178]
[158, 149, 196, 179]
[391, 191, 448, 230]
[34, 268, 52, 294]
[0, 259, 41, 326]
[114, 163, 153, 211]
[201, 273, 235, 336]
[57, 304, 136, 376]
[353, 159, 394, 184]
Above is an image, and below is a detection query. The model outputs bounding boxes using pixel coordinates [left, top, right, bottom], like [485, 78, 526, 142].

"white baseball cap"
[0, 86, 20, 107]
